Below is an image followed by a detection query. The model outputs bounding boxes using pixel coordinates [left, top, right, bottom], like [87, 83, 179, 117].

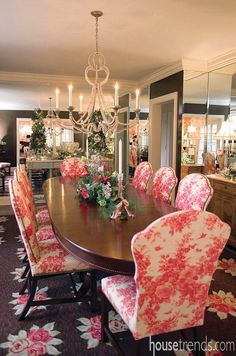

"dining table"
[43, 176, 176, 275]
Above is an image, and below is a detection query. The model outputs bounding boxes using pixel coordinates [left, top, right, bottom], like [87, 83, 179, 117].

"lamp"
[215, 119, 236, 141]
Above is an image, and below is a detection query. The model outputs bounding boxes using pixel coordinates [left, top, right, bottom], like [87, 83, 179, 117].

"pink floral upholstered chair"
[132, 162, 153, 192]
[101, 210, 230, 347]
[60, 157, 88, 177]
[202, 152, 216, 175]
[150, 167, 178, 203]
[16, 167, 50, 228]
[175, 173, 213, 211]
[9, 178, 96, 320]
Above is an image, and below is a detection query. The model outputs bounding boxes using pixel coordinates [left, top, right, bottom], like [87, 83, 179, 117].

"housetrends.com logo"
[149, 336, 235, 355]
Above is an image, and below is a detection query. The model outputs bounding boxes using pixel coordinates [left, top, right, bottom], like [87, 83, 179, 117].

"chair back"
[150, 167, 178, 203]
[175, 173, 213, 211]
[131, 210, 230, 339]
[132, 162, 153, 191]
[9, 178, 40, 263]
[60, 157, 88, 177]
[202, 152, 216, 175]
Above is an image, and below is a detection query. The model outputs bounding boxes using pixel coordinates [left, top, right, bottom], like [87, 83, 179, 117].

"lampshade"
[215, 120, 236, 140]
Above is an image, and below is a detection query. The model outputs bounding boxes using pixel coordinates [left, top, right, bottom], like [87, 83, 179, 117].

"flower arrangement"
[77, 156, 118, 216]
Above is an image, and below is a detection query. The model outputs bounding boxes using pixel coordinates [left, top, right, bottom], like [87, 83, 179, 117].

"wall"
[150, 71, 184, 179]
[0, 110, 81, 166]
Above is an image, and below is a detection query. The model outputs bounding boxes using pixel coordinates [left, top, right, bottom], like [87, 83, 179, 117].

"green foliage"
[88, 110, 109, 154]
[30, 109, 46, 153]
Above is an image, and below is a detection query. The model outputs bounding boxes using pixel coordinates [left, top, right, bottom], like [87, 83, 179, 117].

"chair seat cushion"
[31, 240, 91, 276]
[36, 208, 50, 226]
[36, 225, 56, 241]
[102, 275, 136, 335]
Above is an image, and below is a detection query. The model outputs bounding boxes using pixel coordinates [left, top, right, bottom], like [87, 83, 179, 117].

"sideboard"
[207, 174, 236, 248]
[26, 159, 63, 182]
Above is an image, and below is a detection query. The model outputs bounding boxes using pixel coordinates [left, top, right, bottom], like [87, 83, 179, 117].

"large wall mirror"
[182, 63, 236, 173]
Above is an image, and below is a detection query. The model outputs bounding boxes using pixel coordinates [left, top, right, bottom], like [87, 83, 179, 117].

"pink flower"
[102, 162, 109, 171]
[28, 341, 47, 356]
[103, 176, 109, 183]
[9, 339, 29, 354]
[87, 316, 101, 340]
[18, 292, 47, 305]
[81, 188, 89, 199]
[28, 329, 53, 343]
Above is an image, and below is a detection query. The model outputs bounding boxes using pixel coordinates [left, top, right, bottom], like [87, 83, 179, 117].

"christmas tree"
[30, 108, 46, 153]
[88, 110, 109, 155]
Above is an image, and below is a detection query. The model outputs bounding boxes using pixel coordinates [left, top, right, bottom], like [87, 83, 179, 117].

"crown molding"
[208, 48, 236, 72]
[182, 58, 208, 72]
[138, 61, 183, 87]
[0, 71, 137, 92]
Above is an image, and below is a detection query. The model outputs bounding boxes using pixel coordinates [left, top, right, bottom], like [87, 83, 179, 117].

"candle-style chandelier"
[55, 10, 134, 135]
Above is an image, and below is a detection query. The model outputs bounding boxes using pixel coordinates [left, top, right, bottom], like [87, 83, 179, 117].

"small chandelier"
[56, 11, 130, 135]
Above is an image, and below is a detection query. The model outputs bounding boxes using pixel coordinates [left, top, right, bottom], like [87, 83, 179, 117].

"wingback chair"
[101, 211, 230, 353]
[9, 178, 97, 320]
[60, 157, 88, 177]
[150, 166, 178, 203]
[175, 173, 213, 211]
[132, 162, 153, 192]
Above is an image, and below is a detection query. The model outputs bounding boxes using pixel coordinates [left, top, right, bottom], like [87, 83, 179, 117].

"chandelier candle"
[115, 82, 119, 106]
[135, 89, 140, 109]
[118, 139, 122, 175]
[55, 88, 59, 109]
[68, 85, 73, 106]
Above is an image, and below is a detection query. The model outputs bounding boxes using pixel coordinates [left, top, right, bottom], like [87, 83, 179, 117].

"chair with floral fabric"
[9, 178, 97, 320]
[202, 152, 216, 175]
[132, 162, 153, 192]
[175, 173, 213, 211]
[101, 210, 230, 354]
[17, 165, 50, 227]
[150, 167, 178, 203]
[60, 157, 88, 177]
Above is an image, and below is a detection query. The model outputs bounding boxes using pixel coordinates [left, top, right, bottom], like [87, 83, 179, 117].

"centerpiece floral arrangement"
[77, 156, 119, 218]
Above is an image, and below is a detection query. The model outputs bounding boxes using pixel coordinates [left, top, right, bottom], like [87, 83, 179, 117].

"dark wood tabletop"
[44, 177, 176, 274]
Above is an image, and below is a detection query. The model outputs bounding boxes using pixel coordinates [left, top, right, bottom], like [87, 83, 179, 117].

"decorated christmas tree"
[30, 108, 46, 153]
[88, 110, 109, 155]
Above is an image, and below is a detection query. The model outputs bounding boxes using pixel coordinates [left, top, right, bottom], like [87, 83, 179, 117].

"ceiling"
[1, 0, 236, 110]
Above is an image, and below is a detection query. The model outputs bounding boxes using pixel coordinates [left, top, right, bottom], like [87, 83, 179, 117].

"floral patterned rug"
[0, 215, 235, 356]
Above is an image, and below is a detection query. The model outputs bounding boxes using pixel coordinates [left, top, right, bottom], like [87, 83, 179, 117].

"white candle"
[115, 82, 119, 106]
[55, 88, 59, 108]
[135, 89, 140, 109]
[79, 95, 83, 112]
[68, 84, 73, 106]
[118, 139, 122, 174]
[86, 137, 89, 159]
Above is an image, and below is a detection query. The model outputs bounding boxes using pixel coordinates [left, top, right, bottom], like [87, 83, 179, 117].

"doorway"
[149, 92, 178, 174]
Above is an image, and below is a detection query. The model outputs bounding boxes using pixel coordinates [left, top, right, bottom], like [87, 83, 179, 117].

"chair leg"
[19, 275, 29, 295]
[90, 270, 98, 313]
[21, 262, 30, 279]
[101, 293, 109, 343]
[22, 254, 28, 264]
[18, 276, 37, 321]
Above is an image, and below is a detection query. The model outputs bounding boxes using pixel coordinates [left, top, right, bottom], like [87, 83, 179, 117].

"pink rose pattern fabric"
[150, 167, 178, 203]
[175, 173, 213, 211]
[203, 152, 216, 175]
[9, 178, 91, 276]
[60, 157, 88, 177]
[102, 211, 230, 340]
[132, 162, 153, 191]
[0, 322, 62, 355]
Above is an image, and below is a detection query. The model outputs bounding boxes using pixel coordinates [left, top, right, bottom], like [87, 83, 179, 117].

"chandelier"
[54, 11, 134, 135]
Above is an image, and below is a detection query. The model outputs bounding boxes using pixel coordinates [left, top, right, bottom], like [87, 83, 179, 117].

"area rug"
[0, 215, 235, 356]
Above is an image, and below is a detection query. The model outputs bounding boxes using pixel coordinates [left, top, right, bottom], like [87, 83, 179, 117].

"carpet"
[0, 215, 236, 356]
